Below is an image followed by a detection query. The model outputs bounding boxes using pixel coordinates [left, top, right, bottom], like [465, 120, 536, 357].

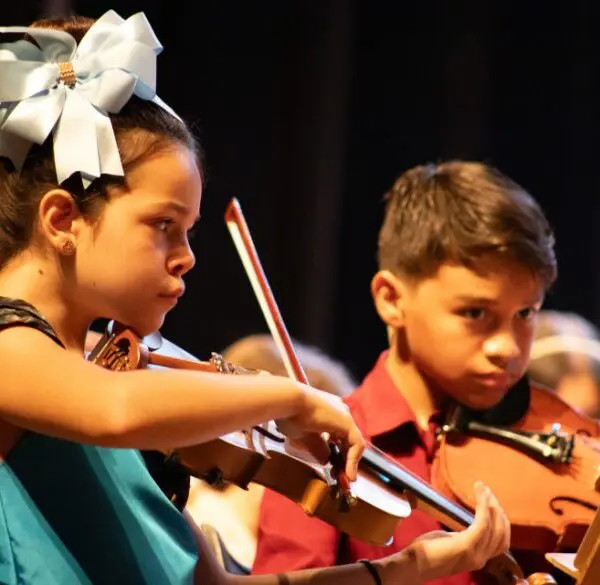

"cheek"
[515, 325, 535, 359]
[95, 225, 164, 265]
[406, 311, 476, 361]
[78, 236, 162, 290]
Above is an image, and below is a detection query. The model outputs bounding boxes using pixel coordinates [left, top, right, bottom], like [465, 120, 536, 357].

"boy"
[251, 161, 556, 585]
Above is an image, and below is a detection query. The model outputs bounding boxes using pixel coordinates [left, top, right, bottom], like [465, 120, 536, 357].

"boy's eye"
[460, 307, 487, 320]
[518, 307, 537, 321]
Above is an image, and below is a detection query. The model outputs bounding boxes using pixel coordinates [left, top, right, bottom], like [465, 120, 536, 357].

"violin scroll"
[89, 322, 255, 375]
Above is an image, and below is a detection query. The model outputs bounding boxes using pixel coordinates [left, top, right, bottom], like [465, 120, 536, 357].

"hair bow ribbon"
[0, 9, 177, 186]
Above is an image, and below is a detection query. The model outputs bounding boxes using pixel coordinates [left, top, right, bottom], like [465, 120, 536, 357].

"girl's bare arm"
[0, 326, 336, 450]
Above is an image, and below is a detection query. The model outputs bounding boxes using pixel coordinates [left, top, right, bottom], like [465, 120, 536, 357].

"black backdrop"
[4, 1, 600, 380]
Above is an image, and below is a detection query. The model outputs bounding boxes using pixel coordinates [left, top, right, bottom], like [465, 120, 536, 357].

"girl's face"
[73, 144, 201, 335]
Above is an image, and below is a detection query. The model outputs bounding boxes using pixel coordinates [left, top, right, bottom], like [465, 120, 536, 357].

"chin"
[136, 316, 166, 337]
[460, 390, 507, 411]
[116, 309, 166, 338]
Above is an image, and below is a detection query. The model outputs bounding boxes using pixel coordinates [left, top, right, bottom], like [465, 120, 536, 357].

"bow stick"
[224, 197, 353, 501]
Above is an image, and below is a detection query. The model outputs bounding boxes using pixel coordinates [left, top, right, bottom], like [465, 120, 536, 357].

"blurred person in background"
[528, 310, 600, 418]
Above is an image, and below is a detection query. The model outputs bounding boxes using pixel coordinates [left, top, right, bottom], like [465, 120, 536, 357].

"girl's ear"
[38, 189, 81, 254]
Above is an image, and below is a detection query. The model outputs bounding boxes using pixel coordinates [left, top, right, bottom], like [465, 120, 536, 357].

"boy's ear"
[371, 270, 407, 328]
[38, 189, 82, 253]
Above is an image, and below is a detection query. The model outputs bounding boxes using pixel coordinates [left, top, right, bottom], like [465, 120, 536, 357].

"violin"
[432, 378, 600, 554]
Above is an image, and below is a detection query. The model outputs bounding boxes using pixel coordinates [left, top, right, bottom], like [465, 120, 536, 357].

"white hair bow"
[0, 10, 178, 187]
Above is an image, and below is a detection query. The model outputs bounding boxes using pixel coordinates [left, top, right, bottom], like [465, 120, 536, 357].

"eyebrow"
[454, 296, 498, 306]
[454, 295, 544, 307]
[155, 201, 201, 222]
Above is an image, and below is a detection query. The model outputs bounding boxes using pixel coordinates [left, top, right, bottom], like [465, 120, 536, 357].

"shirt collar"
[344, 350, 421, 438]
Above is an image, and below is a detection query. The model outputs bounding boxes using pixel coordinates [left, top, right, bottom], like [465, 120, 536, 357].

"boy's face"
[384, 257, 545, 409]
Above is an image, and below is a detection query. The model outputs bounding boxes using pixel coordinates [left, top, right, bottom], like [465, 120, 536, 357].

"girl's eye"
[155, 218, 174, 232]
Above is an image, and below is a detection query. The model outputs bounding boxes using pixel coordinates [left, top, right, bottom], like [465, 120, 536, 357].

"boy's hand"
[379, 482, 512, 583]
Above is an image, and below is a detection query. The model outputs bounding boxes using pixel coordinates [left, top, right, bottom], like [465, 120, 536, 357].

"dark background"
[4, 1, 600, 381]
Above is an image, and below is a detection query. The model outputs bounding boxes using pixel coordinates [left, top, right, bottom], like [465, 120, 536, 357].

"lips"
[476, 372, 513, 389]
[159, 287, 185, 299]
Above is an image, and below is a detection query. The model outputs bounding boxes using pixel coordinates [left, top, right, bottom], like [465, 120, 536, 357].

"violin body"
[172, 427, 410, 546]
[432, 384, 600, 552]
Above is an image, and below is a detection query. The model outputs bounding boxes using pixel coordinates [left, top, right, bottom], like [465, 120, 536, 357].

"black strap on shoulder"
[0, 296, 64, 347]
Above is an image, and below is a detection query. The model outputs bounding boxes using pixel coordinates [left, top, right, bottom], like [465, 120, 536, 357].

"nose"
[168, 242, 196, 277]
[483, 329, 521, 369]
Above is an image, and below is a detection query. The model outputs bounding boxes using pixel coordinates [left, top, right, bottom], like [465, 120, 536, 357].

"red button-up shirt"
[252, 351, 474, 585]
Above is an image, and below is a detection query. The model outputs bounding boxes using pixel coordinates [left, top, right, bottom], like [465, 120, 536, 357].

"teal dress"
[0, 298, 198, 584]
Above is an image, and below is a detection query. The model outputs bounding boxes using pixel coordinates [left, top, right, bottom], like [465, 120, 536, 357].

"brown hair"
[377, 161, 556, 288]
[222, 334, 357, 398]
[0, 15, 203, 270]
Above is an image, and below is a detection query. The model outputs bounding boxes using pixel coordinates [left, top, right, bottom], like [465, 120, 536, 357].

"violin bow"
[224, 197, 352, 499]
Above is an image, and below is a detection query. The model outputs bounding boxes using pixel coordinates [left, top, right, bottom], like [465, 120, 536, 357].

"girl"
[0, 11, 513, 585]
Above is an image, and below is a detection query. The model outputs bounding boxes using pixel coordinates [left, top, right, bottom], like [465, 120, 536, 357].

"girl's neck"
[0, 255, 90, 352]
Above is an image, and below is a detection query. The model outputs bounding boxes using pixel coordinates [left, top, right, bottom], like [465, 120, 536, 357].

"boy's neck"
[384, 347, 444, 431]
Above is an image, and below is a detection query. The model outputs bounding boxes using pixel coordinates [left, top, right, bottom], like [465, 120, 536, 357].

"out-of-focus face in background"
[528, 310, 600, 419]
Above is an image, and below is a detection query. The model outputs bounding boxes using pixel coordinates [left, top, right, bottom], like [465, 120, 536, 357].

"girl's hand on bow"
[275, 385, 365, 481]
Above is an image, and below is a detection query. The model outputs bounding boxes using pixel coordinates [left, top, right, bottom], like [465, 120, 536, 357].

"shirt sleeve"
[252, 487, 340, 573]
